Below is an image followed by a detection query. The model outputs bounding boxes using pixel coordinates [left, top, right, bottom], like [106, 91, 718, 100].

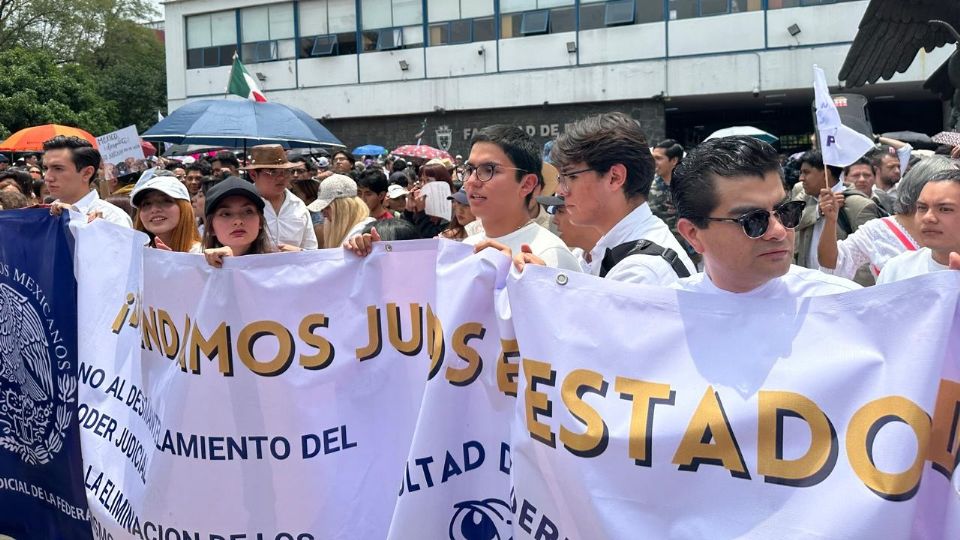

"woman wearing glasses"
[817, 156, 959, 280]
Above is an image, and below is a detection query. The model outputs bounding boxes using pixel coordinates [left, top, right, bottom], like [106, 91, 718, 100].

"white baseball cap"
[307, 174, 357, 212]
[387, 184, 409, 199]
[130, 168, 191, 208]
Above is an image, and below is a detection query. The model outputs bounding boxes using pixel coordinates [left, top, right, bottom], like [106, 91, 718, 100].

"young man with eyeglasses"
[670, 136, 860, 296]
[244, 144, 318, 250]
[461, 125, 581, 270]
[517, 113, 694, 283]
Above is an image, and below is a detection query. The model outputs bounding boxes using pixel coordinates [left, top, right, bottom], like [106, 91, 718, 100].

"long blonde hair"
[323, 196, 370, 247]
[135, 199, 201, 252]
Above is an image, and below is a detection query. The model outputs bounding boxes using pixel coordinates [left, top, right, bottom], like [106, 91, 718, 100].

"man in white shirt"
[244, 145, 318, 250]
[461, 125, 581, 271]
[878, 169, 960, 283]
[518, 112, 694, 284]
[44, 135, 132, 227]
[669, 136, 859, 297]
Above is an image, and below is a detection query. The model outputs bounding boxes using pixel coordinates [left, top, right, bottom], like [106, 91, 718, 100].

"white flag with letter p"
[813, 65, 874, 167]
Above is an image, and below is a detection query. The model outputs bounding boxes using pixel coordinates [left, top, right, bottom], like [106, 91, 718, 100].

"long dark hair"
[202, 199, 275, 255]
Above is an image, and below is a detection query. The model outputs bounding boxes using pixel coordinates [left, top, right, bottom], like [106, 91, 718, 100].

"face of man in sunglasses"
[680, 171, 794, 293]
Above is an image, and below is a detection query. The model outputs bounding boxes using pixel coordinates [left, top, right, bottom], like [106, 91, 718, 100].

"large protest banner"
[74, 221, 437, 539]
[506, 266, 960, 539]
[0, 210, 91, 539]
[4, 212, 959, 539]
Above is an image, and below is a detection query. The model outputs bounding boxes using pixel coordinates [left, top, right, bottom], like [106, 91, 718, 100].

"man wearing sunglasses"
[670, 136, 860, 296]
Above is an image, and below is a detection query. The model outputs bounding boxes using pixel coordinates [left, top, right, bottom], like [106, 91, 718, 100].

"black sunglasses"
[703, 200, 806, 239]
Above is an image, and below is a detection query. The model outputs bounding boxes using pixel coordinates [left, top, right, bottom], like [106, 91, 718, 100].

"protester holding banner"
[878, 169, 960, 283]
[202, 176, 275, 267]
[130, 169, 202, 253]
[44, 135, 132, 227]
[670, 136, 859, 295]
[817, 155, 959, 279]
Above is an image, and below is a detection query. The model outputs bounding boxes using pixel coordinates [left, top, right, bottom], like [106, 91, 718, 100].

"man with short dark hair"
[670, 136, 858, 295]
[878, 169, 960, 282]
[211, 151, 240, 178]
[183, 161, 210, 196]
[462, 125, 580, 270]
[531, 113, 693, 283]
[842, 157, 893, 214]
[794, 150, 880, 285]
[43, 135, 131, 227]
[357, 169, 394, 220]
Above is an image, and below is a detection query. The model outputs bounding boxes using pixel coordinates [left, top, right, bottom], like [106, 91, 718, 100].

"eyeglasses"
[556, 168, 596, 190]
[463, 163, 527, 182]
[544, 205, 566, 216]
[703, 200, 805, 239]
[257, 169, 289, 178]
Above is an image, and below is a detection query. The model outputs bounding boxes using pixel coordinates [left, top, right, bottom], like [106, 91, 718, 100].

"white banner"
[506, 266, 960, 539]
[70, 223, 960, 539]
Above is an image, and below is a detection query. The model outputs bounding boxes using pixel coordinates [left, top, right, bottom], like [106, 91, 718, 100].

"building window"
[241, 4, 296, 63]
[361, 0, 423, 51]
[426, 0, 494, 46]
[669, 0, 763, 19]
[299, 0, 358, 57]
[501, 0, 576, 39]
[185, 11, 237, 69]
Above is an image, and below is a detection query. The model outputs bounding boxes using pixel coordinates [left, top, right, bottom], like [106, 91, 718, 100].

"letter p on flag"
[812, 65, 872, 167]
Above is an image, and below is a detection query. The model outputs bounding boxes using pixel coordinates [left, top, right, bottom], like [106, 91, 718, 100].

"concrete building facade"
[162, 0, 951, 154]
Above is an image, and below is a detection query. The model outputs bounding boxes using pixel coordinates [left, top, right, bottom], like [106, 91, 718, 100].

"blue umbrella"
[352, 144, 387, 156]
[142, 99, 344, 149]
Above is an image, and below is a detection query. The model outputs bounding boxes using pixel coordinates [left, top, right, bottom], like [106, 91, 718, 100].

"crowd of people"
[2, 112, 959, 296]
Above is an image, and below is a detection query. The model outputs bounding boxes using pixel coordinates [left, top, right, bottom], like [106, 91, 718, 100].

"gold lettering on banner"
[757, 391, 838, 487]
[356, 306, 383, 361]
[387, 303, 423, 356]
[616, 377, 675, 467]
[298, 314, 334, 370]
[560, 369, 609, 457]
[673, 386, 750, 479]
[928, 379, 960, 478]
[497, 339, 520, 397]
[445, 323, 485, 387]
[846, 396, 930, 501]
[524, 358, 557, 448]
[238, 321, 295, 377]
[189, 322, 233, 376]
[425, 304, 444, 380]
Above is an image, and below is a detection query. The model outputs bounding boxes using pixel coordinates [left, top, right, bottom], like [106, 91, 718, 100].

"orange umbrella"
[0, 124, 98, 152]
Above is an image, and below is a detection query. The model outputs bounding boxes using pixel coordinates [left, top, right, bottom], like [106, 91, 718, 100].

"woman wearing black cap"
[202, 176, 276, 267]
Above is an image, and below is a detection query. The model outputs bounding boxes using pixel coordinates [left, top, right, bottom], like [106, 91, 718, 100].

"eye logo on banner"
[448, 498, 512, 540]
[436, 125, 453, 152]
[0, 282, 75, 466]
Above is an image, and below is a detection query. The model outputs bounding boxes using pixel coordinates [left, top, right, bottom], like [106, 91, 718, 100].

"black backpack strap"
[600, 239, 691, 279]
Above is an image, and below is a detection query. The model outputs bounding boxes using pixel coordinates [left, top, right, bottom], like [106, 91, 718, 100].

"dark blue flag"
[0, 210, 91, 539]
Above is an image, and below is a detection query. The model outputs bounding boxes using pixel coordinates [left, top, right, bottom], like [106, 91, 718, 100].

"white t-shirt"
[464, 222, 581, 272]
[66, 189, 132, 228]
[672, 265, 861, 297]
[588, 203, 695, 285]
[821, 216, 918, 279]
[876, 248, 949, 284]
[263, 190, 318, 249]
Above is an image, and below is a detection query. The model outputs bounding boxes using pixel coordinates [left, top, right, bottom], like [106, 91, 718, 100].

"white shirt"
[346, 217, 376, 240]
[876, 248, 949, 284]
[588, 203, 695, 285]
[672, 265, 861, 297]
[465, 222, 581, 272]
[821, 217, 918, 279]
[65, 189, 132, 228]
[263, 190, 318, 249]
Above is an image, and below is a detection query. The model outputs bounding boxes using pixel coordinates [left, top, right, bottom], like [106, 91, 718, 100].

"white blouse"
[820, 217, 918, 279]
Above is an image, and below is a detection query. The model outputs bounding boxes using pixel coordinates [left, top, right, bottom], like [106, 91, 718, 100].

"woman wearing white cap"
[306, 174, 375, 248]
[130, 169, 202, 253]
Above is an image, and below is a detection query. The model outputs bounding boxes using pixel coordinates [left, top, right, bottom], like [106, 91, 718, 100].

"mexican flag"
[227, 55, 267, 102]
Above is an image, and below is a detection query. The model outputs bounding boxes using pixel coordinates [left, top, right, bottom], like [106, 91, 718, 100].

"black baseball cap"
[204, 176, 264, 216]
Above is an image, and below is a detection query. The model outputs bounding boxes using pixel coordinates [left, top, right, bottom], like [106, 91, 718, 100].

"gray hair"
[894, 156, 960, 214]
